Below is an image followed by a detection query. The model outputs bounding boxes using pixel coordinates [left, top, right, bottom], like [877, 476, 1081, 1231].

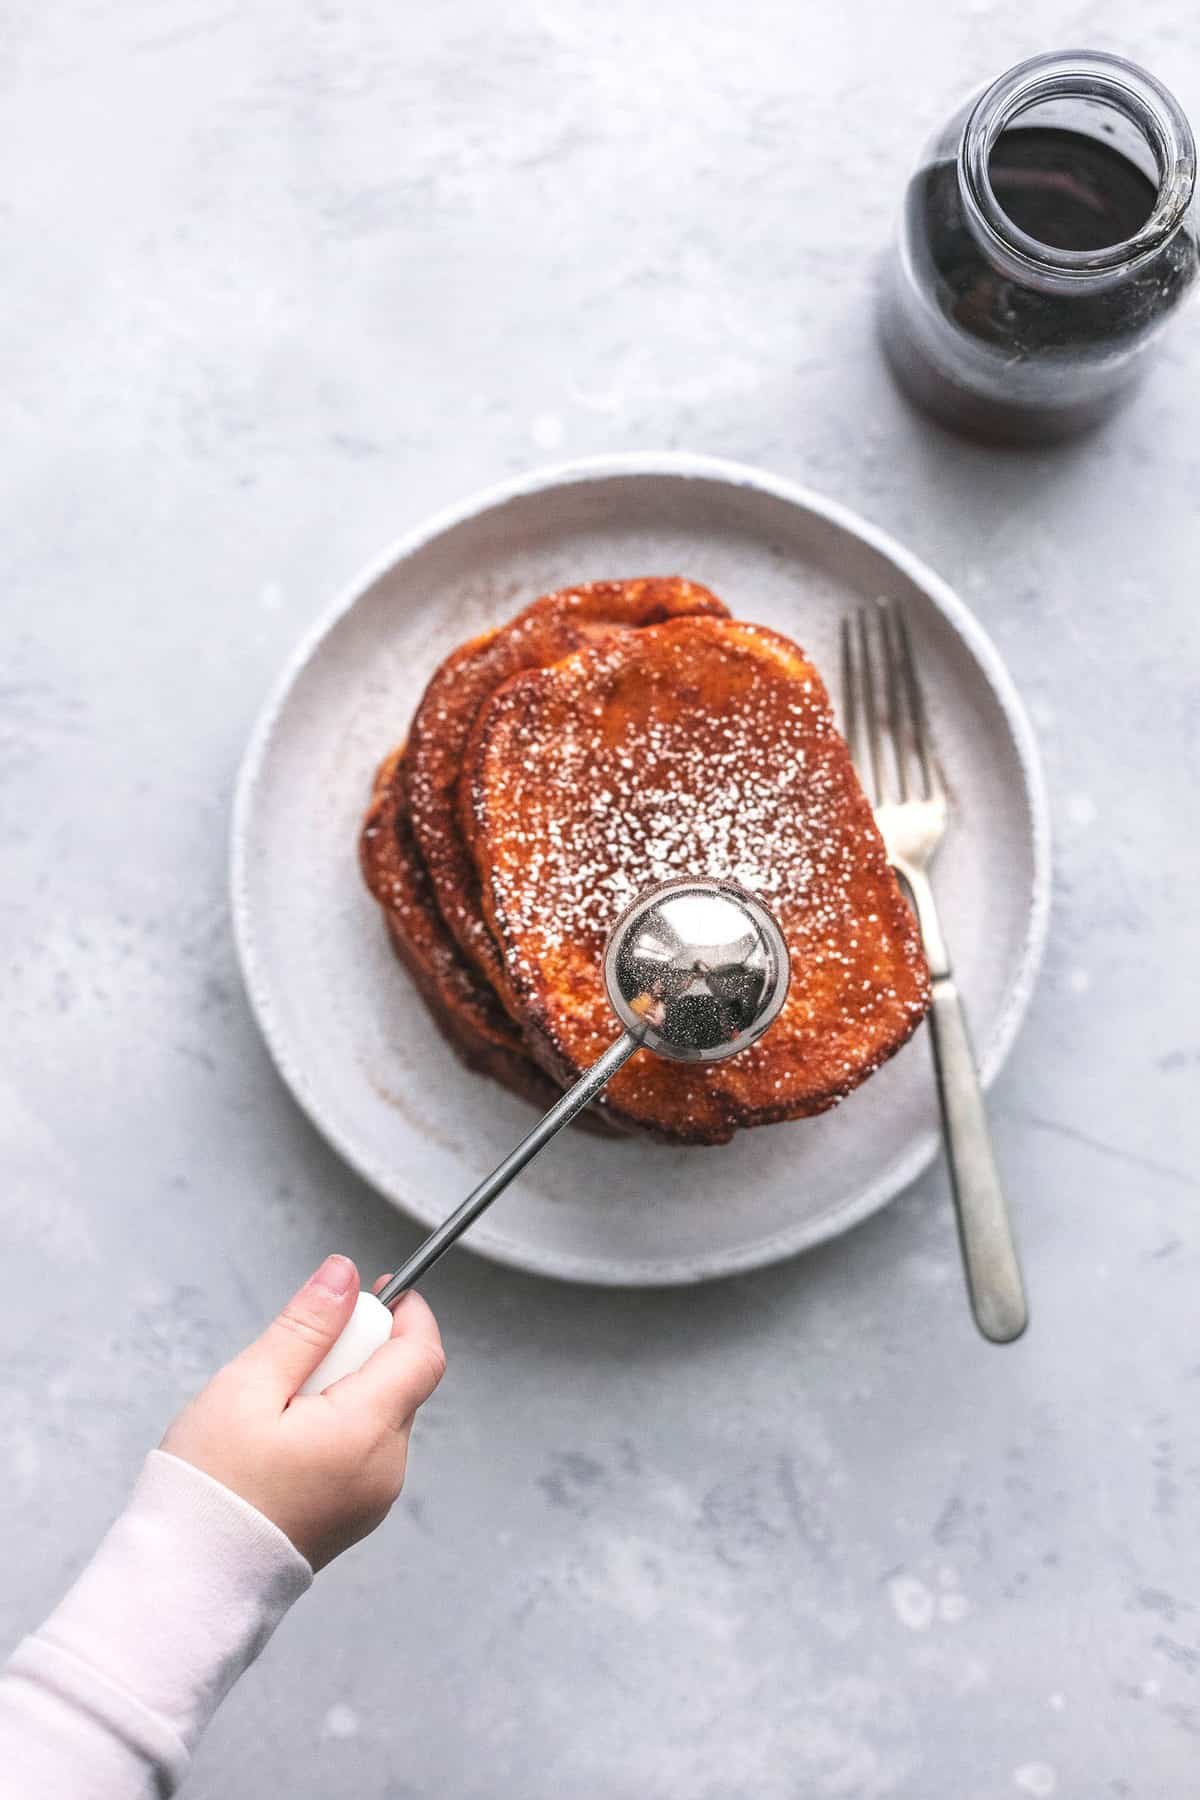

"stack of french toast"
[361, 578, 930, 1144]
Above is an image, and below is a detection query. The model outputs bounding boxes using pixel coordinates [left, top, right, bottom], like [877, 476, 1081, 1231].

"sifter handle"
[297, 1290, 393, 1395]
[304, 1032, 639, 1389]
[376, 1030, 638, 1305]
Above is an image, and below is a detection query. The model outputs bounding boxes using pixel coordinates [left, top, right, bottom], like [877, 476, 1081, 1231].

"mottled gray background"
[3, 3, 1198, 1796]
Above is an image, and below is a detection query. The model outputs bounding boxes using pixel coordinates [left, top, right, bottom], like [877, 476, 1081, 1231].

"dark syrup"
[988, 126, 1157, 251]
[879, 126, 1196, 442]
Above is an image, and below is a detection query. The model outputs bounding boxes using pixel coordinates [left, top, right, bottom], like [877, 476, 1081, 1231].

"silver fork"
[841, 602, 1028, 1343]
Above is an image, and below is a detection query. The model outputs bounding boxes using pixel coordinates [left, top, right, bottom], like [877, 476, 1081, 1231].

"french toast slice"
[360, 747, 567, 1114]
[405, 578, 729, 1004]
[462, 614, 931, 1143]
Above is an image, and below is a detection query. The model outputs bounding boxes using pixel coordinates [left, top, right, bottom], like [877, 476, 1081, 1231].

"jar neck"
[957, 50, 1196, 291]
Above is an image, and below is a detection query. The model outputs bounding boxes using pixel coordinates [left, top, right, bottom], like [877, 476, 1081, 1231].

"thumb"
[237, 1255, 361, 1400]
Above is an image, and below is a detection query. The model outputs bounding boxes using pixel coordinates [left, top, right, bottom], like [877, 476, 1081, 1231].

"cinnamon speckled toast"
[360, 746, 567, 1114]
[460, 615, 931, 1143]
[404, 579, 729, 1004]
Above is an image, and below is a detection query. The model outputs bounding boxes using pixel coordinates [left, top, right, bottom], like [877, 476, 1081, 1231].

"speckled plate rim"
[231, 452, 1052, 1285]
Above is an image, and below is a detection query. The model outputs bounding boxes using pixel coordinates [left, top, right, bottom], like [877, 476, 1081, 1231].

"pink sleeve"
[0, 1449, 312, 1799]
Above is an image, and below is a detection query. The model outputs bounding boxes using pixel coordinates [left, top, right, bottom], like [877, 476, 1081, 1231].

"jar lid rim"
[959, 50, 1196, 280]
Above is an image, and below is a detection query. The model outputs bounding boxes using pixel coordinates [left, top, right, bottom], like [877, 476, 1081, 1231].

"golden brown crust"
[404, 579, 729, 1004]
[360, 747, 599, 1121]
[463, 615, 931, 1143]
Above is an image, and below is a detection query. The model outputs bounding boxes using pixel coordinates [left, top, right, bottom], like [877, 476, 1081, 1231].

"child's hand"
[161, 1256, 445, 1570]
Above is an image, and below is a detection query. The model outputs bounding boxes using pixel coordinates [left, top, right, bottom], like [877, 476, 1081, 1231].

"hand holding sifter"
[299, 878, 789, 1394]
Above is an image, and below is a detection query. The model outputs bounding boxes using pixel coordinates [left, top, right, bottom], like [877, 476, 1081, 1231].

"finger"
[235, 1255, 361, 1401]
[371, 1274, 431, 1342]
[335, 1291, 446, 1430]
[389, 1288, 441, 1347]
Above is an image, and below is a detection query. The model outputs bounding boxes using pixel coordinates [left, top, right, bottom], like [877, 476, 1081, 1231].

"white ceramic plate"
[232, 454, 1050, 1286]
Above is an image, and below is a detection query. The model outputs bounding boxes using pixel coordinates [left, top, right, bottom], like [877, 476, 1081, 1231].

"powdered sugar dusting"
[474, 619, 928, 1096]
[405, 578, 728, 992]
[485, 631, 856, 943]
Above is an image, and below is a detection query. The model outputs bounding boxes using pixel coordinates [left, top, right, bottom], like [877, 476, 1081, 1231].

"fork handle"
[926, 972, 1028, 1343]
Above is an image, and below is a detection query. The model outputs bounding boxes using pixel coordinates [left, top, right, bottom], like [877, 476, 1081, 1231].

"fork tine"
[840, 615, 871, 801]
[891, 603, 942, 802]
[878, 601, 911, 804]
[856, 607, 889, 803]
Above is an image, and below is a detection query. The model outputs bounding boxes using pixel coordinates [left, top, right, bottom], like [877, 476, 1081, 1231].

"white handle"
[297, 1291, 393, 1396]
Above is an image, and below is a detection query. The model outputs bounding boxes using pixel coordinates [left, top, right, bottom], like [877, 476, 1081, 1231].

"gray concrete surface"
[3, 4, 1198, 1796]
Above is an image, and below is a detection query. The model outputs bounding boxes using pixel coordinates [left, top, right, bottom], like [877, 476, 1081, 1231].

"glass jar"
[879, 50, 1199, 443]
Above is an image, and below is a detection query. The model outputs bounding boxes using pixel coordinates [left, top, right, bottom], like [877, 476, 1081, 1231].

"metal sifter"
[300, 877, 789, 1394]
